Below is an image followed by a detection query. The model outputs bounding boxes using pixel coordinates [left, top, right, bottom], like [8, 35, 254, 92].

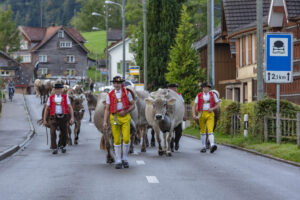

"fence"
[231, 113, 241, 135]
[264, 112, 300, 147]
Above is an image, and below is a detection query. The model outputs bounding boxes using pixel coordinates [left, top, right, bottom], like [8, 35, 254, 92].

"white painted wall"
[108, 38, 135, 80]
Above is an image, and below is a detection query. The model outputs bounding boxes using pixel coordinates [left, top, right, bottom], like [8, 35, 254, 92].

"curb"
[0, 95, 35, 161]
[183, 133, 300, 168]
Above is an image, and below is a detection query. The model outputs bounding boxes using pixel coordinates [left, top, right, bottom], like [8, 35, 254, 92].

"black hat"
[110, 76, 124, 83]
[167, 83, 179, 88]
[54, 83, 64, 89]
[201, 82, 211, 88]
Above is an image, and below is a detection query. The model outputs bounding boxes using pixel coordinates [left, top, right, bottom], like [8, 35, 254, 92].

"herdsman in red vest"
[43, 83, 74, 154]
[167, 83, 186, 151]
[103, 76, 135, 169]
[192, 82, 220, 153]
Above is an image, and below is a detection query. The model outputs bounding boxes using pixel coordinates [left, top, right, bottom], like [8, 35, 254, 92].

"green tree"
[137, 0, 184, 90]
[165, 5, 205, 103]
[0, 6, 19, 52]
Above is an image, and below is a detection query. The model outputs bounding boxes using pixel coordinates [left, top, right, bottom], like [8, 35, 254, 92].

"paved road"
[0, 94, 30, 154]
[0, 95, 300, 200]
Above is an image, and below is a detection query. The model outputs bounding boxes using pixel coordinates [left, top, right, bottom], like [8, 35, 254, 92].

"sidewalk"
[0, 94, 31, 158]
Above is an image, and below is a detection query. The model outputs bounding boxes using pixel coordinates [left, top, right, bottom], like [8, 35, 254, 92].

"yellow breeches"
[199, 111, 215, 135]
[110, 113, 131, 145]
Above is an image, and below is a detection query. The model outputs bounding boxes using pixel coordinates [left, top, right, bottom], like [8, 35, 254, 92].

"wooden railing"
[264, 112, 300, 147]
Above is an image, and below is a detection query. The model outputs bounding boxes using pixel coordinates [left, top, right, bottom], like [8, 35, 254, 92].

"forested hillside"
[0, 0, 81, 27]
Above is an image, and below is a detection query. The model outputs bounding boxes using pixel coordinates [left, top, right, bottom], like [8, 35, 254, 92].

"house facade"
[0, 50, 20, 80]
[13, 25, 88, 93]
[227, 0, 300, 104]
[107, 38, 135, 80]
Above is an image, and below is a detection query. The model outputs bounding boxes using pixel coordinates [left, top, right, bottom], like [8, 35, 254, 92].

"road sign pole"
[276, 83, 281, 144]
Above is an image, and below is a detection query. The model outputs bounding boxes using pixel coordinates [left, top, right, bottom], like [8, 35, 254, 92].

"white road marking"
[146, 176, 159, 183]
[136, 160, 145, 165]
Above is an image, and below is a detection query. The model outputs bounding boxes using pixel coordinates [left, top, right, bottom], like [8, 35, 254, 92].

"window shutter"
[64, 56, 67, 63]
[47, 55, 50, 63]
[75, 56, 78, 63]
[248, 35, 252, 65]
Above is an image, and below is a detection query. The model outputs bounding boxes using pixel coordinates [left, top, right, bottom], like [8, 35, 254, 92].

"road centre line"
[146, 176, 159, 183]
[136, 160, 145, 165]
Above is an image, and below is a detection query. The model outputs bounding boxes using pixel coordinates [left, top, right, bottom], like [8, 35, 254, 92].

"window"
[252, 34, 255, 64]
[58, 30, 64, 38]
[60, 41, 72, 48]
[67, 69, 75, 76]
[66, 55, 75, 63]
[21, 54, 31, 63]
[245, 36, 248, 66]
[117, 61, 131, 74]
[39, 55, 47, 63]
[20, 40, 28, 50]
[0, 70, 10, 76]
[39, 68, 48, 75]
[239, 38, 242, 67]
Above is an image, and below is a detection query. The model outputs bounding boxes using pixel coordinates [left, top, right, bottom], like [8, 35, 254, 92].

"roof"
[223, 0, 271, 54]
[285, 0, 300, 19]
[19, 26, 88, 52]
[107, 37, 131, 52]
[0, 50, 20, 66]
[107, 29, 122, 41]
[192, 25, 222, 50]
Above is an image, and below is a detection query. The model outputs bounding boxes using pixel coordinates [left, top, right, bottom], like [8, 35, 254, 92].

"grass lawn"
[87, 66, 102, 82]
[183, 126, 300, 163]
[81, 31, 106, 59]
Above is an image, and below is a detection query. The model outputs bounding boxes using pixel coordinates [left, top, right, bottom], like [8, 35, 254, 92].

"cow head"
[145, 97, 176, 121]
[69, 94, 85, 112]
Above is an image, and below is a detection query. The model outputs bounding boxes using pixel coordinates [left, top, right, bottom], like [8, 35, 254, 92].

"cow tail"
[100, 135, 106, 150]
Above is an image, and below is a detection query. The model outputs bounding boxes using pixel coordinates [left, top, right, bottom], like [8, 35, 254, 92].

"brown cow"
[84, 91, 98, 122]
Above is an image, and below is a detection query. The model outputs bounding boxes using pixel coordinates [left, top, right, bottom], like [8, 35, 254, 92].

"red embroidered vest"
[49, 94, 69, 116]
[108, 87, 130, 114]
[197, 92, 215, 112]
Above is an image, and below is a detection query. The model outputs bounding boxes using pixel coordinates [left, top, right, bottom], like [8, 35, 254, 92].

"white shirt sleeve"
[106, 95, 110, 105]
[127, 92, 133, 102]
[46, 97, 50, 106]
[213, 93, 220, 103]
[67, 96, 71, 105]
[194, 96, 198, 104]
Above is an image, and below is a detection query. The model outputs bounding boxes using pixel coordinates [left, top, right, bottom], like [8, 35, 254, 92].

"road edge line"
[183, 134, 300, 168]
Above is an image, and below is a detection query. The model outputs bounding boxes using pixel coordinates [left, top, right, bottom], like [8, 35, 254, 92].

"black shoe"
[122, 160, 129, 168]
[200, 148, 206, 153]
[60, 147, 66, 153]
[175, 143, 179, 151]
[115, 163, 122, 169]
[52, 149, 58, 154]
[210, 145, 217, 153]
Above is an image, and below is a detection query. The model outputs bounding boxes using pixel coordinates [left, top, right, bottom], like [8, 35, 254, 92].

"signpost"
[265, 33, 293, 144]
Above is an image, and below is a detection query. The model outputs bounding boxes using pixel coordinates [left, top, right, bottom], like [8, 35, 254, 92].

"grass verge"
[183, 126, 300, 163]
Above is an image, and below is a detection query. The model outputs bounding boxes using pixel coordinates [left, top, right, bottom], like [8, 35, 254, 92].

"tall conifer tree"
[165, 5, 205, 103]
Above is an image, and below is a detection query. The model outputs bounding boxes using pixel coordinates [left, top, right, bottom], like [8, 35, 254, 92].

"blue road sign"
[265, 33, 293, 83]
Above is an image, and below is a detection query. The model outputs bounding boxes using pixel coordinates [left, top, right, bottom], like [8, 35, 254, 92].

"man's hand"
[118, 110, 127, 117]
[208, 108, 213, 113]
[70, 117, 74, 125]
[43, 120, 48, 126]
[183, 116, 187, 121]
[103, 121, 108, 129]
[193, 115, 198, 122]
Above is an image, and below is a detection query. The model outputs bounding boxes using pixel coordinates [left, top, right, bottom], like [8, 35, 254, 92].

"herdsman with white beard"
[103, 76, 135, 169]
[192, 82, 220, 153]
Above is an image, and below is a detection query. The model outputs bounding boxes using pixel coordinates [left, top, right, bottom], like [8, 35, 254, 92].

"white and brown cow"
[145, 89, 184, 156]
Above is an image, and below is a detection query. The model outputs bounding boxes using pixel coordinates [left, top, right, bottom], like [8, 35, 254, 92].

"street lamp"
[105, 0, 126, 80]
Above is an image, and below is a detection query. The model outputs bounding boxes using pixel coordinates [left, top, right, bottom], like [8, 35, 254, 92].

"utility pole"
[40, 0, 43, 27]
[122, 0, 126, 80]
[207, 0, 214, 86]
[105, 5, 109, 84]
[143, 0, 147, 89]
[95, 50, 98, 83]
[257, 0, 264, 100]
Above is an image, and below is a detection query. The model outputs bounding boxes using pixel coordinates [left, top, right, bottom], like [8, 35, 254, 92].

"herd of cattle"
[35, 79, 211, 163]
